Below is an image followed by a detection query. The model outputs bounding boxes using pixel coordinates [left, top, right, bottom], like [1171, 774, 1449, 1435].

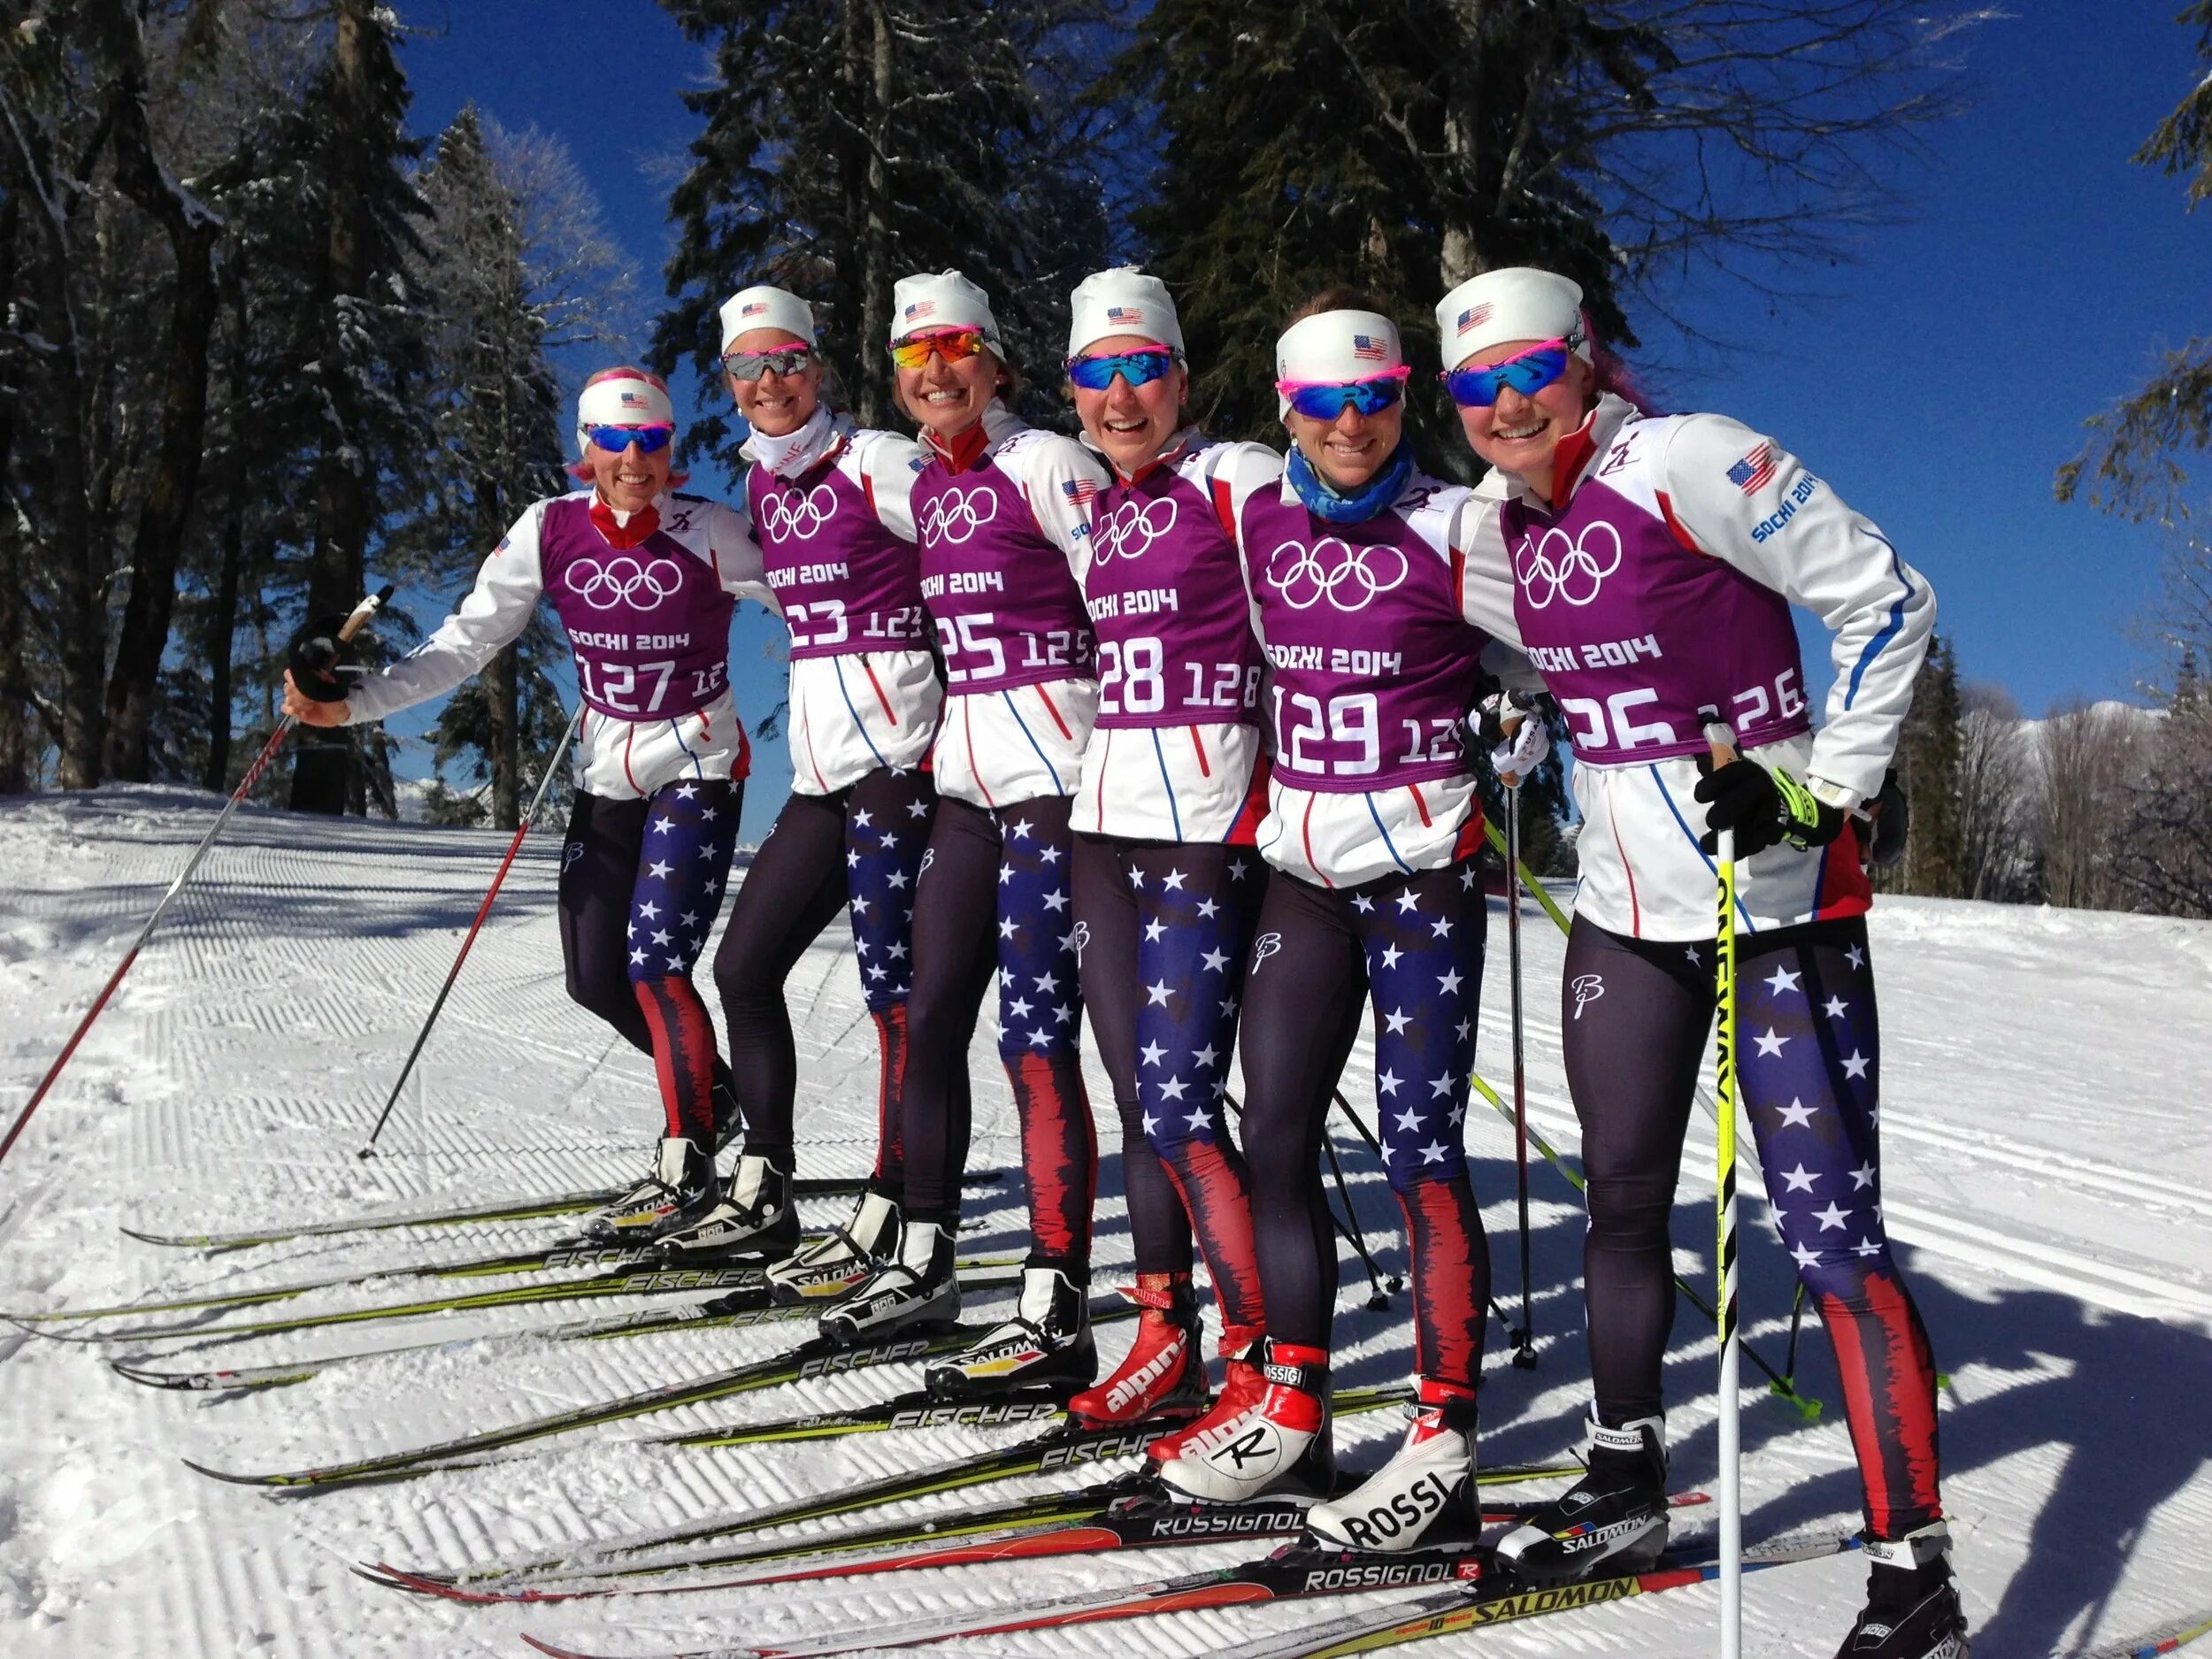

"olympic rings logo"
[1515, 521, 1622, 610]
[565, 553, 684, 612]
[757, 483, 839, 541]
[918, 486, 999, 546]
[1263, 535, 1409, 612]
[1090, 496, 1178, 565]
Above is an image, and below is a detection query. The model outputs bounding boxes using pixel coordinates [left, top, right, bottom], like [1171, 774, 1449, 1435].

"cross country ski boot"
[581, 1136, 717, 1243]
[653, 1154, 799, 1260]
[820, 1215, 959, 1343]
[1065, 1274, 1207, 1429]
[1156, 1338, 1335, 1502]
[926, 1264, 1095, 1401]
[1305, 1376, 1479, 1552]
[768, 1188, 901, 1305]
[1494, 1409, 1669, 1586]
[1145, 1320, 1269, 1464]
[1834, 1522, 1969, 1658]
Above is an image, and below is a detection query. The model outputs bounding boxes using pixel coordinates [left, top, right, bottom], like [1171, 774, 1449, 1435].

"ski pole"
[1, 587, 395, 1175]
[1464, 1070, 1818, 1416]
[1317, 1129, 1394, 1310]
[1498, 714, 1537, 1371]
[1699, 705, 1744, 1659]
[359, 700, 586, 1157]
[1327, 1087, 1532, 1331]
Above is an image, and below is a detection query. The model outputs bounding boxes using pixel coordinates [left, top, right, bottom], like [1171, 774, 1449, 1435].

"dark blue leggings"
[558, 781, 741, 1144]
[1562, 913, 1941, 1537]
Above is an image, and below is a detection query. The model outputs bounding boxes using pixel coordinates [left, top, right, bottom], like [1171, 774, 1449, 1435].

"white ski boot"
[819, 1216, 960, 1343]
[581, 1136, 716, 1242]
[1304, 1376, 1478, 1551]
[768, 1189, 901, 1304]
[1156, 1338, 1334, 1502]
[653, 1155, 798, 1259]
[926, 1264, 1094, 1401]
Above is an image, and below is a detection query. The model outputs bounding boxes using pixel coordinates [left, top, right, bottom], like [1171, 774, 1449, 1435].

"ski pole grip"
[336, 584, 396, 643]
[1697, 703, 1739, 769]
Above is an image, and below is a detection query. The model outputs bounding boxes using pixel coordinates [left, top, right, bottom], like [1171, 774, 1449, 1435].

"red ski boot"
[1065, 1274, 1207, 1429]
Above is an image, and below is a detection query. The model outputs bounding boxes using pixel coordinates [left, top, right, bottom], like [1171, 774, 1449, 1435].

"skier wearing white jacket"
[827, 271, 1118, 1409]
[697, 284, 947, 1288]
[282, 367, 773, 1245]
[1437, 266, 1960, 1659]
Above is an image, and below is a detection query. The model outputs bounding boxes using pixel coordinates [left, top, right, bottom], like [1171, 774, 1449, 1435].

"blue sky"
[396, 4, 2208, 839]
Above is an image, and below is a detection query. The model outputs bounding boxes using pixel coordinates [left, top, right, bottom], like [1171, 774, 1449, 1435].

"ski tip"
[119, 1225, 199, 1248]
[109, 1358, 190, 1388]
[180, 1457, 303, 1488]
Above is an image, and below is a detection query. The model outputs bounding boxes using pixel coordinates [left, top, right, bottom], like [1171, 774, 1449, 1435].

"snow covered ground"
[1, 787, 2208, 1659]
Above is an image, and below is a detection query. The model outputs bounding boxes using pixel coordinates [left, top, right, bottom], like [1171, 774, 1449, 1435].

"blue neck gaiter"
[1286, 441, 1415, 524]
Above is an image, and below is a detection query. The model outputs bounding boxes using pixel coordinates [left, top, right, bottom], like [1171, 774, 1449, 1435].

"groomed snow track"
[2, 787, 2208, 1657]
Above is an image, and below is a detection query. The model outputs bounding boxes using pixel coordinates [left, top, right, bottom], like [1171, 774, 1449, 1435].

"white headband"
[1273, 311, 1404, 419]
[1067, 266, 1184, 358]
[889, 269, 1003, 350]
[575, 373, 674, 457]
[719, 285, 817, 355]
[1434, 267, 1590, 367]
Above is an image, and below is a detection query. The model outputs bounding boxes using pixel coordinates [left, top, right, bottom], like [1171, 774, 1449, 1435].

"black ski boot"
[1494, 1410, 1669, 1586]
[1835, 1522, 1969, 1657]
[820, 1217, 960, 1343]
[925, 1264, 1094, 1401]
[653, 1154, 799, 1260]
[580, 1136, 717, 1243]
[769, 1188, 901, 1305]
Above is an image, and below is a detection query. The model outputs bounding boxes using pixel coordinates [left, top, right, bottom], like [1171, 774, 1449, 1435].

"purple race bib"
[1086, 455, 1262, 729]
[913, 459, 1094, 695]
[540, 496, 733, 720]
[749, 453, 928, 658]
[1240, 479, 1488, 793]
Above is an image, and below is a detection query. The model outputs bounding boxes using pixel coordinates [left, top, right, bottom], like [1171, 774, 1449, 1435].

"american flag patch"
[618, 390, 650, 409]
[741, 301, 769, 317]
[1725, 442, 1777, 495]
[1456, 303, 1494, 334]
[904, 299, 936, 320]
[1061, 478, 1098, 510]
[1106, 304, 1144, 324]
[1351, 334, 1388, 362]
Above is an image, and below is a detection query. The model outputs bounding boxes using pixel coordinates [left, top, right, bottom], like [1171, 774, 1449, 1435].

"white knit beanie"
[1433, 268, 1589, 369]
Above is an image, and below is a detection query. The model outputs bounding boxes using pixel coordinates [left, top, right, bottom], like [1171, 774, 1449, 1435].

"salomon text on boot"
[926, 1264, 1095, 1401]
[819, 1214, 959, 1343]
[1835, 1521, 1969, 1658]
[1305, 1376, 1478, 1552]
[1494, 1410, 1669, 1585]
[1157, 1338, 1334, 1503]
[1065, 1274, 1206, 1429]
[654, 1154, 799, 1260]
[582, 1136, 717, 1243]
[770, 1188, 901, 1304]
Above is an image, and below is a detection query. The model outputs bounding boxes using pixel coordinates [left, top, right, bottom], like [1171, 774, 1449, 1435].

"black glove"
[286, 612, 363, 703]
[1693, 754, 1847, 857]
[1864, 767, 1909, 870]
[1471, 688, 1532, 752]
